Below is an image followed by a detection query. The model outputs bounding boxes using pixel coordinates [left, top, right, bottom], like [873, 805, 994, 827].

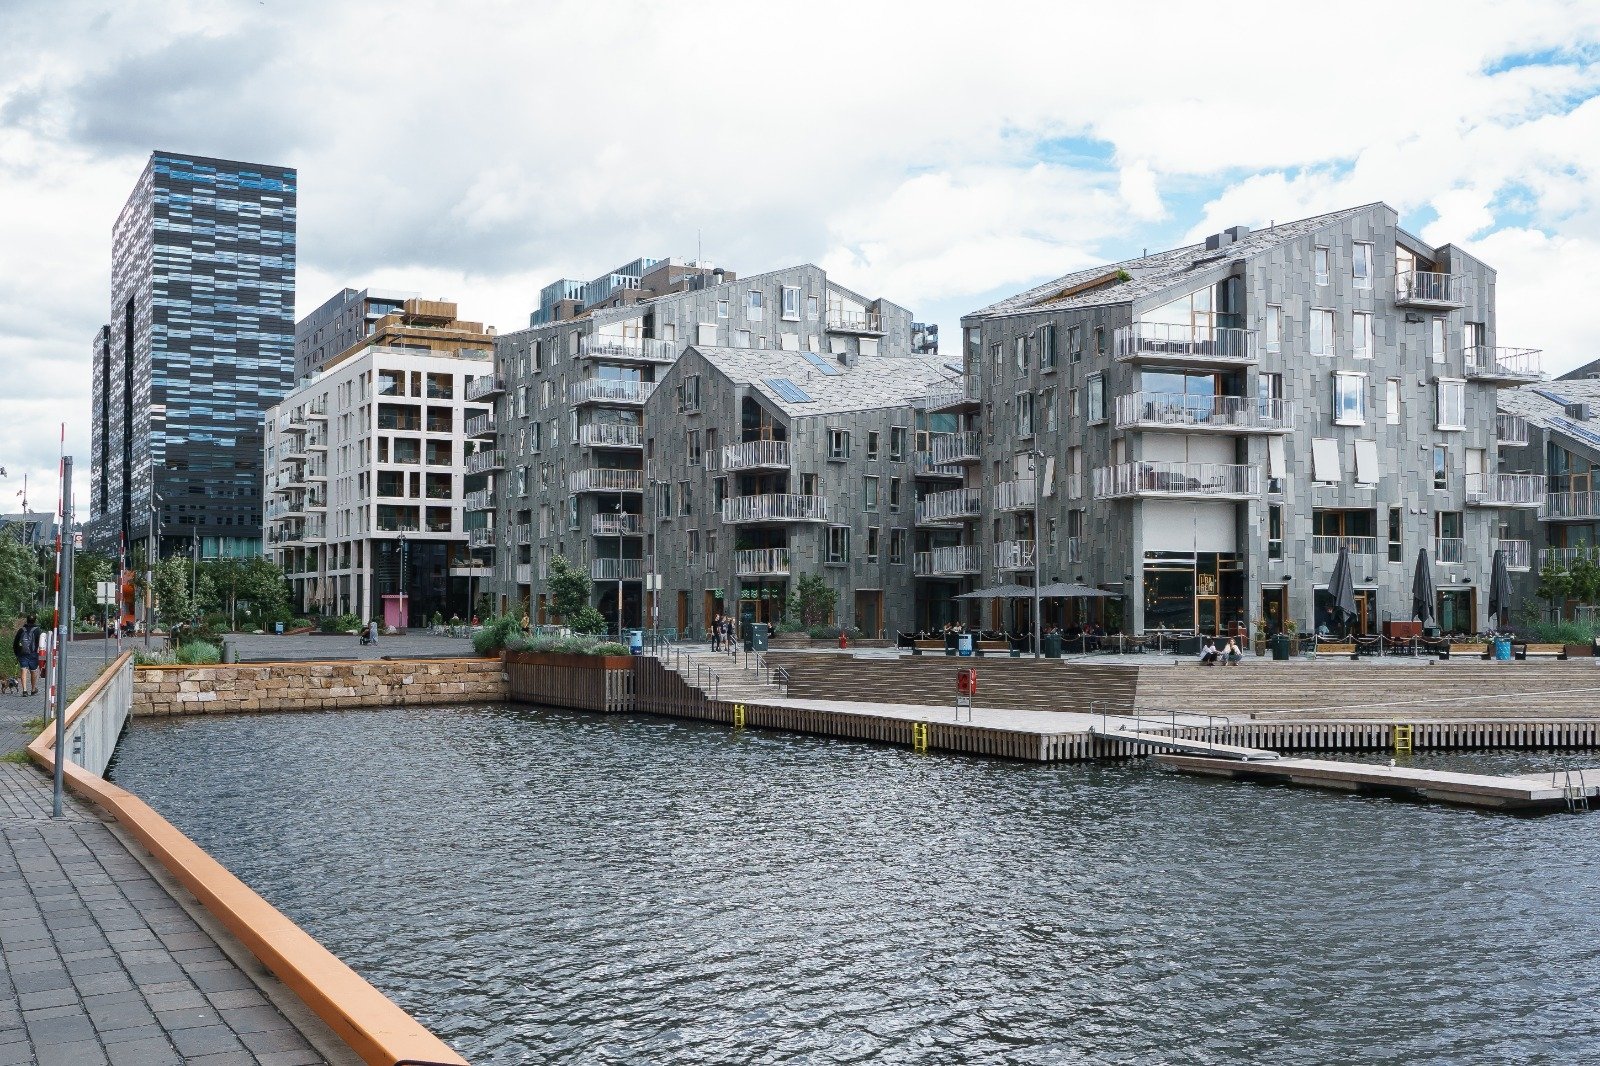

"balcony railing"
[465, 375, 504, 401]
[465, 413, 497, 439]
[1496, 413, 1530, 446]
[515, 563, 531, 585]
[467, 526, 495, 549]
[1312, 536, 1379, 556]
[916, 488, 983, 525]
[569, 468, 646, 493]
[1395, 270, 1463, 307]
[568, 379, 657, 405]
[928, 431, 983, 466]
[1093, 462, 1259, 499]
[592, 513, 645, 536]
[578, 423, 645, 448]
[1465, 346, 1543, 382]
[1494, 539, 1531, 571]
[591, 558, 644, 581]
[1466, 472, 1544, 508]
[912, 452, 964, 478]
[826, 308, 884, 334]
[1539, 545, 1598, 570]
[578, 336, 677, 363]
[721, 439, 791, 472]
[735, 548, 791, 577]
[1543, 491, 1600, 521]
[1114, 324, 1255, 366]
[913, 545, 982, 577]
[721, 494, 830, 524]
[465, 449, 504, 475]
[924, 382, 980, 412]
[994, 479, 1037, 512]
[508, 523, 532, 545]
[1114, 393, 1293, 433]
[464, 489, 495, 512]
[1434, 537, 1465, 564]
[994, 539, 1035, 571]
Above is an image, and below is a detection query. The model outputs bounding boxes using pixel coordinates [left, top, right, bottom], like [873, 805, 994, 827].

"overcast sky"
[4, 0, 1600, 519]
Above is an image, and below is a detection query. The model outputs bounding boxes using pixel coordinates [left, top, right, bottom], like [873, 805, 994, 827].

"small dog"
[0, 676, 20, 696]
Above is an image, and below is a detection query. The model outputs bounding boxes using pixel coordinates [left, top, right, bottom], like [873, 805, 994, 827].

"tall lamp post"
[1030, 448, 1045, 659]
[614, 492, 625, 639]
[143, 494, 161, 650]
[397, 533, 408, 630]
[647, 473, 661, 650]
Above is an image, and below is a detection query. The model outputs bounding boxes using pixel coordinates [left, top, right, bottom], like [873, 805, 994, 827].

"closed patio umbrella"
[1489, 548, 1513, 630]
[1411, 548, 1436, 628]
[1328, 546, 1357, 633]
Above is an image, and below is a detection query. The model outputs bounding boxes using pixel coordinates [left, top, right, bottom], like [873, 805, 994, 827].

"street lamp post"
[397, 533, 408, 630]
[1031, 449, 1044, 659]
[615, 492, 625, 639]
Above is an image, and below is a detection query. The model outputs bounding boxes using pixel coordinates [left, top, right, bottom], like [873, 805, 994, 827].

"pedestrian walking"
[710, 614, 721, 651]
[11, 615, 41, 696]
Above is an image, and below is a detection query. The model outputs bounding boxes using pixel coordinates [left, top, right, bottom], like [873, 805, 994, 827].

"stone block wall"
[133, 658, 507, 716]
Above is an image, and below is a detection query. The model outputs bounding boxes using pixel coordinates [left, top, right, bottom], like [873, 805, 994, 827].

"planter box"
[503, 650, 637, 713]
[503, 651, 636, 670]
[770, 633, 810, 648]
[1564, 643, 1593, 658]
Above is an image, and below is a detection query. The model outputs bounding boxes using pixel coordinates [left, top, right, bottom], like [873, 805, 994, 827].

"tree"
[71, 551, 115, 621]
[1535, 555, 1573, 620]
[151, 556, 196, 629]
[785, 573, 837, 628]
[1570, 544, 1600, 611]
[0, 526, 42, 620]
[547, 555, 607, 634]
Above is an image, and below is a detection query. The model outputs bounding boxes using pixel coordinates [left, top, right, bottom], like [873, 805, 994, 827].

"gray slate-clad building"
[482, 261, 914, 631]
[644, 346, 956, 638]
[955, 202, 1542, 638]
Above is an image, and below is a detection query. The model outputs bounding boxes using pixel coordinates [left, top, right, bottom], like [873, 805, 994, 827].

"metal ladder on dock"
[1561, 768, 1591, 813]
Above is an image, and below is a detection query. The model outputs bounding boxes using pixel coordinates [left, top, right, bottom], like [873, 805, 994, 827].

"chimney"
[1204, 225, 1251, 251]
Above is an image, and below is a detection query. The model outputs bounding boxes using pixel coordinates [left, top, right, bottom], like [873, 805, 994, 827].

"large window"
[1088, 374, 1106, 423]
[1039, 324, 1057, 370]
[1353, 312, 1373, 359]
[1334, 373, 1365, 425]
[1433, 446, 1448, 490]
[748, 291, 764, 321]
[1432, 317, 1447, 363]
[1386, 379, 1400, 424]
[1388, 508, 1403, 562]
[1264, 305, 1282, 353]
[864, 476, 879, 511]
[829, 430, 850, 460]
[1315, 246, 1331, 286]
[781, 286, 800, 320]
[827, 526, 849, 565]
[1017, 393, 1035, 437]
[1014, 336, 1028, 371]
[1310, 309, 1335, 357]
[1268, 506, 1283, 559]
[1436, 379, 1466, 430]
[1352, 242, 1373, 288]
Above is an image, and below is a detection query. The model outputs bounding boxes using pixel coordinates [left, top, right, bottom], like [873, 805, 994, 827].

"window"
[568, 497, 579, 530]
[1068, 324, 1082, 363]
[781, 286, 800, 320]
[687, 530, 699, 564]
[1267, 436, 1285, 493]
[1017, 393, 1035, 436]
[679, 481, 692, 517]
[1014, 336, 1027, 372]
[1095, 327, 1106, 357]
[1040, 324, 1057, 370]
[1315, 246, 1330, 285]
[1043, 387, 1058, 432]
[889, 528, 906, 563]
[1264, 305, 1282, 353]
[827, 526, 849, 565]
[697, 322, 717, 346]
[1312, 438, 1341, 482]
[1310, 309, 1334, 357]
[1353, 242, 1373, 288]
[748, 291, 764, 321]
[865, 527, 880, 562]
[1386, 379, 1401, 424]
[678, 375, 701, 413]
[889, 477, 901, 512]
[864, 476, 880, 511]
[806, 294, 819, 317]
[1437, 379, 1466, 430]
[1433, 446, 1448, 490]
[736, 329, 752, 348]
[1268, 505, 1283, 559]
[687, 430, 702, 466]
[1257, 373, 1283, 417]
[800, 472, 818, 495]
[1088, 374, 1105, 423]
[1067, 446, 1082, 499]
[829, 430, 850, 460]
[1334, 373, 1365, 425]
[1388, 508, 1402, 562]
[1465, 322, 1486, 366]
[866, 432, 880, 461]
[1432, 317, 1447, 363]
[1355, 439, 1379, 485]
[717, 300, 729, 319]
[656, 482, 673, 516]
[889, 427, 907, 461]
[991, 342, 1003, 376]
[1353, 312, 1373, 359]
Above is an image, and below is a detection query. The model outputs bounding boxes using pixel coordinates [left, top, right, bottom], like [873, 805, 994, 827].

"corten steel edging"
[29, 653, 468, 1066]
[134, 656, 496, 669]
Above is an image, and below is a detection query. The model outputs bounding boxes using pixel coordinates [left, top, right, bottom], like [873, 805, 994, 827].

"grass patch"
[1, 750, 31, 764]
[20, 716, 49, 733]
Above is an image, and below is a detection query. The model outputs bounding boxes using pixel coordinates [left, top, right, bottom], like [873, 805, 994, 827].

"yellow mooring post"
[1393, 723, 1414, 756]
[732, 703, 746, 730]
[911, 721, 930, 753]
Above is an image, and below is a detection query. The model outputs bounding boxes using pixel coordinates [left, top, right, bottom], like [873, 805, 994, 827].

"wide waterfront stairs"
[657, 647, 790, 703]
[763, 653, 1600, 721]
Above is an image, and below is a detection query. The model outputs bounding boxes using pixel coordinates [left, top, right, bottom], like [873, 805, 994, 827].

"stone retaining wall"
[134, 658, 507, 716]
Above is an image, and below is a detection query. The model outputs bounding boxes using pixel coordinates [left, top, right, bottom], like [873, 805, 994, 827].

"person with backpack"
[12, 616, 42, 696]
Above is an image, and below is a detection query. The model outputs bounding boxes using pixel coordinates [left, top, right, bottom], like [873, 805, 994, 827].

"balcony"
[1114, 393, 1293, 434]
[467, 527, 495, 549]
[509, 523, 532, 545]
[515, 563, 531, 586]
[591, 558, 644, 582]
[912, 452, 964, 479]
[923, 383, 980, 414]
[928, 431, 983, 466]
[913, 545, 982, 577]
[1395, 270, 1464, 308]
[993, 539, 1035, 571]
[1114, 324, 1255, 368]
[1434, 538, 1465, 565]
[721, 494, 830, 524]
[465, 449, 504, 475]
[578, 336, 677, 363]
[1543, 491, 1599, 522]
[994, 479, 1037, 512]
[569, 468, 646, 493]
[721, 439, 791, 472]
[465, 375, 504, 402]
[1494, 539, 1531, 571]
[916, 488, 983, 526]
[1093, 462, 1259, 500]
[1466, 346, 1543, 384]
[735, 548, 791, 577]
[305, 401, 327, 421]
[1496, 413, 1530, 446]
[1539, 546, 1595, 569]
[465, 413, 497, 439]
[578, 423, 645, 449]
[1466, 473, 1543, 508]
[464, 489, 495, 512]
[568, 379, 657, 405]
[826, 308, 884, 335]
[1312, 536, 1379, 556]
[592, 513, 645, 536]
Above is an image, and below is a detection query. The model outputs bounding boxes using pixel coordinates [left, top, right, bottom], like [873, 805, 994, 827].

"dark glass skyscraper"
[89, 151, 297, 560]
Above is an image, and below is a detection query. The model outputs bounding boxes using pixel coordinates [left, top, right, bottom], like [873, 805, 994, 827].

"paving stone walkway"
[0, 662, 329, 1065]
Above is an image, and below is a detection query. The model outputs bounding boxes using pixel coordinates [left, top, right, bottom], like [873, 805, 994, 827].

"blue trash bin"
[958, 633, 974, 657]
[1494, 636, 1512, 661]
[628, 629, 643, 655]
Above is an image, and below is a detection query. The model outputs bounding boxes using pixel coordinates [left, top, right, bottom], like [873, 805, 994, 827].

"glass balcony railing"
[721, 439, 791, 471]
[1465, 346, 1542, 382]
[994, 479, 1037, 512]
[1093, 462, 1258, 499]
[915, 488, 982, 525]
[1496, 413, 1530, 446]
[1493, 539, 1531, 571]
[1115, 393, 1293, 432]
[1466, 473, 1544, 507]
[568, 379, 657, 405]
[912, 545, 982, 577]
[1114, 324, 1255, 365]
[1395, 270, 1463, 307]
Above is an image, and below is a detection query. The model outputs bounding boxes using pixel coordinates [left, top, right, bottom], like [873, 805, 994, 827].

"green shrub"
[505, 633, 631, 657]
[175, 641, 221, 665]
[319, 612, 361, 634]
[591, 641, 629, 656]
[1518, 620, 1600, 644]
[472, 615, 522, 656]
[132, 647, 175, 666]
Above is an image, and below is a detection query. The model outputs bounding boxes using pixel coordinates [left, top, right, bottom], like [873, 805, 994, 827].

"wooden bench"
[974, 641, 1013, 656]
[909, 640, 950, 656]
[1311, 642, 1358, 659]
[1519, 642, 1568, 660]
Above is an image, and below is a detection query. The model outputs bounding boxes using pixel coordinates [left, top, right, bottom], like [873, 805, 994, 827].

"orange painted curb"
[30, 653, 469, 1066]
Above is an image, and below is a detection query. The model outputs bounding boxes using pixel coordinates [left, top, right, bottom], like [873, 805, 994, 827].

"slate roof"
[1500, 380, 1600, 465]
[688, 345, 957, 417]
[966, 202, 1389, 321]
